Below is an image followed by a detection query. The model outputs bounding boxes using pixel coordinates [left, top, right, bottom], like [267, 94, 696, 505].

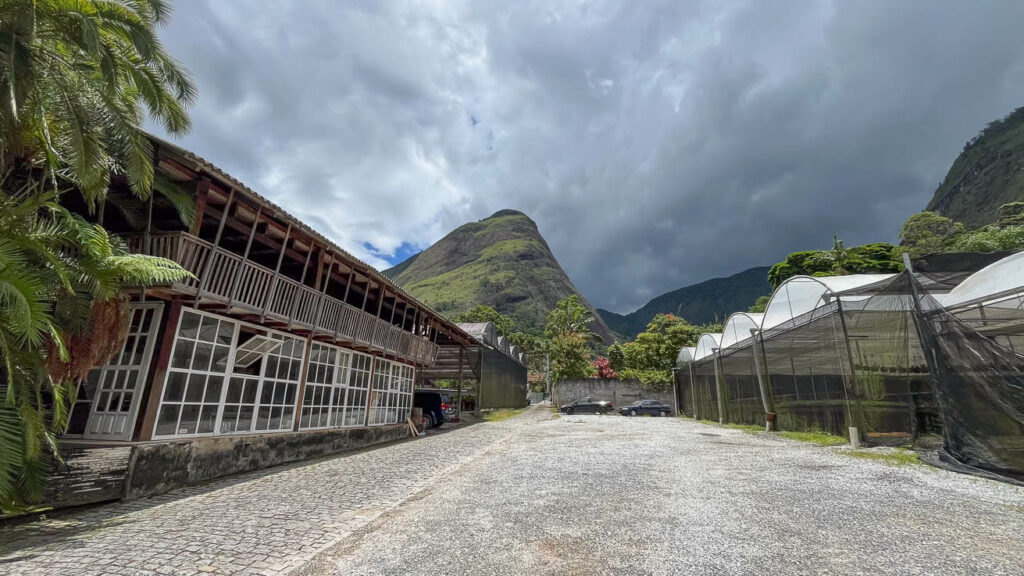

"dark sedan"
[559, 396, 613, 415]
[620, 400, 672, 417]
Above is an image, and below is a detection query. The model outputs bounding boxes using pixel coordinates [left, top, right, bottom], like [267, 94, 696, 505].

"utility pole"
[545, 352, 551, 400]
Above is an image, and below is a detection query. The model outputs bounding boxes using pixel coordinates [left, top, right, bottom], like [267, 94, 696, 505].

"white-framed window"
[367, 359, 415, 426]
[153, 309, 306, 439]
[300, 342, 338, 429]
[341, 352, 371, 427]
[155, 311, 235, 437]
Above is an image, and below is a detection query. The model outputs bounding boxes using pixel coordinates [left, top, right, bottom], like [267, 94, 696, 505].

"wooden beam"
[193, 187, 234, 309]
[261, 222, 292, 322]
[227, 205, 262, 309]
[138, 300, 183, 441]
[190, 178, 210, 235]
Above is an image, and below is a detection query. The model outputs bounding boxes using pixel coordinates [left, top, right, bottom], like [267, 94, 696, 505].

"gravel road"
[302, 406, 1024, 576]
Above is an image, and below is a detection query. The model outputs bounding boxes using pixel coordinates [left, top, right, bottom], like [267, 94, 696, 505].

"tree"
[544, 295, 595, 340]
[767, 239, 902, 290]
[619, 314, 702, 390]
[548, 333, 594, 382]
[1, 189, 191, 510]
[0, 0, 196, 511]
[1, 0, 197, 205]
[895, 212, 963, 258]
[592, 357, 617, 379]
[748, 295, 771, 313]
[456, 305, 515, 337]
[997, 202, 1024, 228]
[606, 342, 626, 373]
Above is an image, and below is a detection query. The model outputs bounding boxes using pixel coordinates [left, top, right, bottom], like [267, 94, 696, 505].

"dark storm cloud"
[153, 0, 1024, 313]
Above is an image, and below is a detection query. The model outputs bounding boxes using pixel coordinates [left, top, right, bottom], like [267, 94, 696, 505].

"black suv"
[414, 390, 447, 428]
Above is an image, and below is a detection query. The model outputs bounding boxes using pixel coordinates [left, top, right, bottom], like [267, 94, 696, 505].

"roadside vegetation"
[843, 448, 923, 467]
[483, 408, 526, 422]
[0, 0, 195, 512]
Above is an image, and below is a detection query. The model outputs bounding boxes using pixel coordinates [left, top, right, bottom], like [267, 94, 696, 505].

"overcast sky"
[154, 0, 1024, 313]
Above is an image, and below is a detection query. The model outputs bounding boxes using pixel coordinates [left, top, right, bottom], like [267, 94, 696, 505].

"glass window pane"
[272, 383, 286, 404]
[155, 404, 180, 436]
[256, 407, 270, 430]
[205, 376, 224, 403]
[238, 406, 254, 431]
[242, 380, 258, 403]
[171, 340, 195, 369]
[221, 405, 239, 432]
[216, 321, 234, 345]
[185, 374, 206, 402]
[192, 343, 213, 371]
[198, 406, 218, 433]
[179, 312, 200, 339]
[178, 405, 200, 434]
[164, 372, 187, 402]
[227, 377, 244, 403]
[198, 316, 218, 342]
[261, 382, 274, 404]
[212, 345, 230, 372]
[119, 392, 133, 412]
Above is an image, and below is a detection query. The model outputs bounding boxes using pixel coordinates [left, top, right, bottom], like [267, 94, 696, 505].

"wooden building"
[63, 137, 476, 446]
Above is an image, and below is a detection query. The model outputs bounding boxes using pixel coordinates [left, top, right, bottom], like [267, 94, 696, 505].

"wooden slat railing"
[129, 232, 438, 364]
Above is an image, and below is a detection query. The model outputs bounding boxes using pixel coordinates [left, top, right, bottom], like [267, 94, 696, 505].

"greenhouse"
[676, 252, 1024, 480]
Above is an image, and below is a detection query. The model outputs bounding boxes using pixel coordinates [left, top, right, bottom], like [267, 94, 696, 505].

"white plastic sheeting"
[693, 333, 722, 361]
[939, 251, 1024, 310]
[676, 346, 697, 367]
[761, 274, 896, 331]
[720, 313, 764, 350]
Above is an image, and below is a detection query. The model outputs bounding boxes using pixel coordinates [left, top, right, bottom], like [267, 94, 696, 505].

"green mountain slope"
[927, 106, 1024, 228]
[384, 209, 615, 343]
[598, 266, 771, 339]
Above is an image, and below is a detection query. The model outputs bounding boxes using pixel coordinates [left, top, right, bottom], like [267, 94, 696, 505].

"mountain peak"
[384, 210, 613, 342]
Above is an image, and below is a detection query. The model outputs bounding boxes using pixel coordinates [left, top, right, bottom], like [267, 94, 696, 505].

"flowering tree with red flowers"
[592, 356, 618, 379]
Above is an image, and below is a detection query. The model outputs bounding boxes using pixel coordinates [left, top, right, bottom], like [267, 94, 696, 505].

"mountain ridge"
[383, 209, 615, 343]
[598, 266, 772, 339]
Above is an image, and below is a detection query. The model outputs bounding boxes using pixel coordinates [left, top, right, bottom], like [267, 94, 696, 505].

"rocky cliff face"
[927, 106, 1024, 228]
[384, 209, 614, 343]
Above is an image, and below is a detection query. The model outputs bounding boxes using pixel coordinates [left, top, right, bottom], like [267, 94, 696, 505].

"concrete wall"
[39, 424, 408, 511]
[552, 379, 675, 413]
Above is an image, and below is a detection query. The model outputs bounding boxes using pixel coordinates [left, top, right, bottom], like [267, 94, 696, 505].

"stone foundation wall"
[43, 424, 409, 510]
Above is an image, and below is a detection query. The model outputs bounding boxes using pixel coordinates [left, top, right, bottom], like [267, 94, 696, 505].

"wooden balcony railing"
[130, 232, 439, 365]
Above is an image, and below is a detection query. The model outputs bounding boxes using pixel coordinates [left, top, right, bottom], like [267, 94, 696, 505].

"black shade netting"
[718, 345, 763, 426]
[911, 276, 1024, 479]
[689, 358, 720, 422]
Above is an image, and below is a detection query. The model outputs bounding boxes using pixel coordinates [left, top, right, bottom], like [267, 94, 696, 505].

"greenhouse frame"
[676, 252, 1024, 480]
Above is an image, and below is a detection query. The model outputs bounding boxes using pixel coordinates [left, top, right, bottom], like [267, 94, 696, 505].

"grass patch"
[551, 414, 561, 419]
[777, 430, 848, 446]
[483, 408, 526, 422]
[843, 448, 922, 467]
[721, 422, 764, 433]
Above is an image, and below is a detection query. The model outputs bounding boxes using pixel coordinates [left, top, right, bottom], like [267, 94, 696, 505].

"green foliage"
[767, 240, 902, 290]
[544, 294, 595, 340]
[456, 305, 516, 336]
[926, 106, 1024, 228]
[895, 212, 964, 258]
[606, 342, 626, 372]
[0, 0, 197, 204]
[548, 332, 594, 383]
[618, 314, 702, 391]
[997, 202, 1024, 227]
[748, 295, 770, 313]
[951, 225, 1024, 253]
[0, 0, 196, 511]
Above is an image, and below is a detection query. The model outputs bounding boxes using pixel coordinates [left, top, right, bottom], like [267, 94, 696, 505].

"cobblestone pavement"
[4, 409, 1024, 575]
[0, 410, 546, 576]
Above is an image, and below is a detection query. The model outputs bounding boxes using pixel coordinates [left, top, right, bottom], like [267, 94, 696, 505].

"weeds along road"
[3, 405, 1023, 575]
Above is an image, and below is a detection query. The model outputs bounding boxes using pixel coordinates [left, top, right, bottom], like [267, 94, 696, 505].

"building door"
[84, 302, 164, 441]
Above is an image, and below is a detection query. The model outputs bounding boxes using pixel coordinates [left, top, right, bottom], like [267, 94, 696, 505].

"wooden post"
[138, 300, 183, 441]
[261, 222, 292, 322]
[190, 178, 210, 235]
[311, 252, 334, 332]
[286, 241, 316, 329]
[227, 205, 262, 309]
[193, 188, 234, 308]
[456, 345, 465, 422]
[335, 269, 355, 339]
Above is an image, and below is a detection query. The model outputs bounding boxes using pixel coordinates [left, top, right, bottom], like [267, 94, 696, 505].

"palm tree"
[0, 0, 196, 511]
[0, 0, 196, 204]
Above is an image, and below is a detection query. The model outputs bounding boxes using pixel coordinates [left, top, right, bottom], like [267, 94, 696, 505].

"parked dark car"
[560, 396, 613, 415]
[620, 399, 672, 417]
[414, 390, 447, 428]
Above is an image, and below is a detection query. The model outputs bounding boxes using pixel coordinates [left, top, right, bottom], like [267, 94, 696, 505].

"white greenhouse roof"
[761, 274, 896, 331]
[720, 312, 764, 350]
[676, 346, 697, 366]
[939, 251, 1024, 310]
[693, 333, 722, 361]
